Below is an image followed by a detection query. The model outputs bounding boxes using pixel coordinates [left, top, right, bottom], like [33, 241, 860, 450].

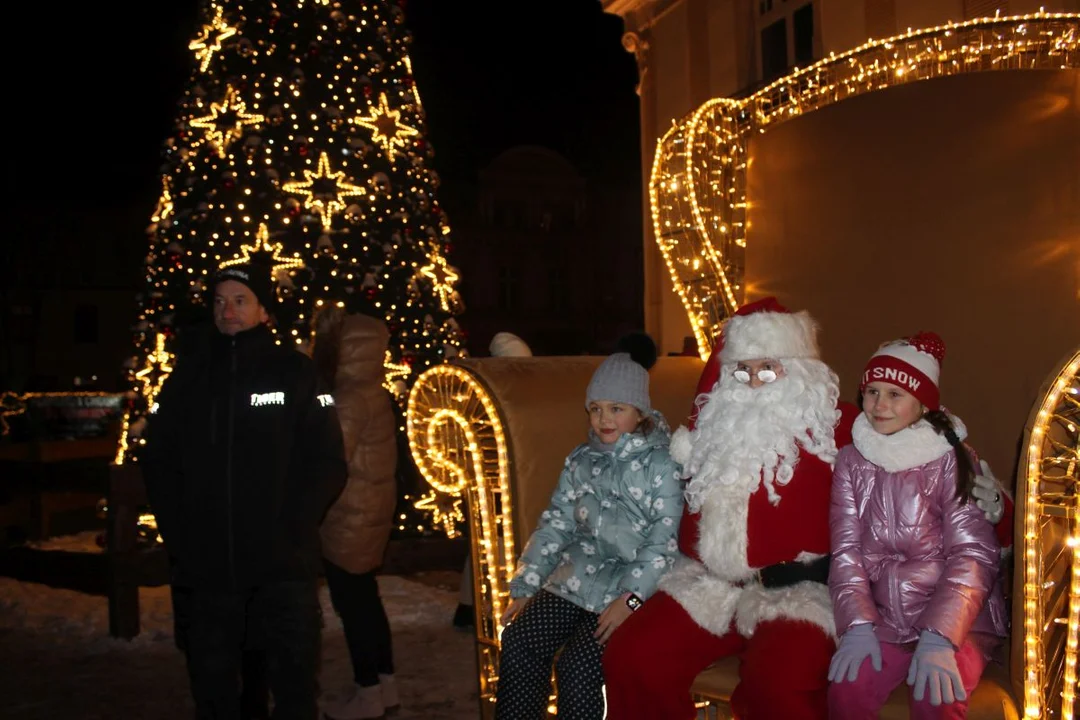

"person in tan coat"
[312, 307, 399, 720]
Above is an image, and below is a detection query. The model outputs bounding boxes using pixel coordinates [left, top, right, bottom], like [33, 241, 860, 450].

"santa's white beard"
[683, 358, 841, 512]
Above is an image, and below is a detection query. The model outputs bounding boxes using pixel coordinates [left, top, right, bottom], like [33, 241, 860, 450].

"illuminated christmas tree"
[116, 0, 465, 533]
[118, 0, 464, 451]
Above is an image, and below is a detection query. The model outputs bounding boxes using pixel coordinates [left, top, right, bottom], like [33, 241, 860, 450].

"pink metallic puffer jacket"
[829, 414, 1008, 648]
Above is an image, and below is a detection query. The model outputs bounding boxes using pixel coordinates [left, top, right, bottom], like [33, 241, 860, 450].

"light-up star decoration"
[189, 5, 237, 73]
[413, 491, 464, 539]
[135, 333, 175, 407]
[282, 151, 366, 231]
[189, 85, 265, 158]
[350, 92, 419, 162]
[383, 349, 412, 397]
[151, 177, 174, 225]
[220, 223, 305, 283]
[418, 253, 460, 312]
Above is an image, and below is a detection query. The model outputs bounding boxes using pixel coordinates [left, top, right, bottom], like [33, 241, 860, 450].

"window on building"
[760, 19, 788, 81]
[548, 268, 566, 311]
[74, 304, 98, 344]
[498, 266, 519, 311]
[793, 3, 814, 66]
[10, 304, 34, 343]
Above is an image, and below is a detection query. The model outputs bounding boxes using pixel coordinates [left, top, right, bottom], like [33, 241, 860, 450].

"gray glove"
[828, 623, 882, 683]
[906, 630, 967, 706]
[971, 459, 1004, 524]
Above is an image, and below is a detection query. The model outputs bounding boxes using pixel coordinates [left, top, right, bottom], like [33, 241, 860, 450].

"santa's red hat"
[718, 296, 820, 365]
[860, 331, 945, 410]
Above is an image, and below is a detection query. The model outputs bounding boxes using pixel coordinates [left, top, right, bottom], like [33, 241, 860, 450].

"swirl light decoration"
[649, 12, 1079, 359]
[1016, 347, 1079, 720]
[405, 363, 515, 709]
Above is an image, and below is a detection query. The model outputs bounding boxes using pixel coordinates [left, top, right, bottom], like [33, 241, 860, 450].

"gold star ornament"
[418, 252, 460, 312]
[220, 223, 305, 282]
[282, 151, 366, 231]
[151, 177, 174, 225]
[351, 92, 420, 161]
[189, 6, 237, 73]
[189, 85, 265, 158]
[135, 333, 175, 406]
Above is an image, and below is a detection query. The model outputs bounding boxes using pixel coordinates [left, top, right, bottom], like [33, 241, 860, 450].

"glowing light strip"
[650, 13, 1079, 357]
[405, 364, 514, 706]
[1022, 349, 1080, 719]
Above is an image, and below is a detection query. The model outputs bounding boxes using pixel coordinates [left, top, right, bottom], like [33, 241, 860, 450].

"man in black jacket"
[143, 263, 347, 719]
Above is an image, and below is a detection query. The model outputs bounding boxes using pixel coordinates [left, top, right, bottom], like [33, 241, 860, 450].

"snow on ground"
[0, 533, 480, 719]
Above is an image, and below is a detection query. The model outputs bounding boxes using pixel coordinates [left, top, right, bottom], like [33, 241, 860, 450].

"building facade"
[451, 145, 643, 357]
[602, 0, 1080, 353]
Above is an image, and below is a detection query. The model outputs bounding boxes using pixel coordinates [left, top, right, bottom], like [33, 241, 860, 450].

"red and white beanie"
[719, 296, 820, 364]
[860, 331, 946, 410]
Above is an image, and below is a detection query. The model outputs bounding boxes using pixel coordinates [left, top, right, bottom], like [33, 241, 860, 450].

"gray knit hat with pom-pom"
[585, 337, 656, 414]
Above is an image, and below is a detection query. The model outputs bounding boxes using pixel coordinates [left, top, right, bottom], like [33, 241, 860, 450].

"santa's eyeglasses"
[733, 368, 779, 384]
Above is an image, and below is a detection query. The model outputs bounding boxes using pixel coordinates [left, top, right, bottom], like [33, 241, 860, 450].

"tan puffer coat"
[319, 314, 397, 574]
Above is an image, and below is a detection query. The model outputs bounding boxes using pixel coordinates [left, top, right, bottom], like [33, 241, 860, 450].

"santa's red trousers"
[602, 591, 834, 720]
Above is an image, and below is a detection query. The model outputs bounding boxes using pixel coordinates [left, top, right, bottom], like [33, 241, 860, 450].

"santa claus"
[602, 296, 854, 719]
[602, 297, 1012, 719]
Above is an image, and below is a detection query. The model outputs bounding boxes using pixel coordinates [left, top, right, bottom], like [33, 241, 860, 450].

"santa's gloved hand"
[971, 460, 1004, 524]
[828, 623, 882, 682]
[906, 630, 966, 706]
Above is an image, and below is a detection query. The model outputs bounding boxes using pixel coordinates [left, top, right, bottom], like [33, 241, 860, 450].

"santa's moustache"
[680, 358, 840, 513]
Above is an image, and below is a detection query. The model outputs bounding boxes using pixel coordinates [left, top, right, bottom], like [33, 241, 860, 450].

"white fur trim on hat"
[720, 310, 819, 364]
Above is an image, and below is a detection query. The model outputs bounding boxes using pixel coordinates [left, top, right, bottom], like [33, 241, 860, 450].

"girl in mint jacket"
[496, 349, 683, 720]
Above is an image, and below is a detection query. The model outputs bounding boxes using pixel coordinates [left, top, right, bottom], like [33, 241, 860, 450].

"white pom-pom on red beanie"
[860, 331, 946, 410]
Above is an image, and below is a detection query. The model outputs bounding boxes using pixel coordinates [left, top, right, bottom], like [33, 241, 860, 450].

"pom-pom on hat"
[860, 331, 946, 410]
[719, 296, 820, 364]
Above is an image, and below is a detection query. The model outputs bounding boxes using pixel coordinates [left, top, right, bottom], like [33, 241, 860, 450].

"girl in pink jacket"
[827, 332, 1008, 719]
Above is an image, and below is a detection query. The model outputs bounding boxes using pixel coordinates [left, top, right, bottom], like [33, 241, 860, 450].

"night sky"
[7, 0, 642, 287]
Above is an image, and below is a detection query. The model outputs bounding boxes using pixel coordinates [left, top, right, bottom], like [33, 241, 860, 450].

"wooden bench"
[404, 355, 1053, 719]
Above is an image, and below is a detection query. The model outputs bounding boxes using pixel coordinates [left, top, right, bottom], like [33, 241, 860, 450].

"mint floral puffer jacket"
[508, 412, 684, 613]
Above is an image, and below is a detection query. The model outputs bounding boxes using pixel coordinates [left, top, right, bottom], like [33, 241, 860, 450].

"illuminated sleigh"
[406, 348, 1079, 720]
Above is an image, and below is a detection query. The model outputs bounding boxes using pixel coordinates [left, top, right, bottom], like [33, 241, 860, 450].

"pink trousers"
[827, 639, 988, 719]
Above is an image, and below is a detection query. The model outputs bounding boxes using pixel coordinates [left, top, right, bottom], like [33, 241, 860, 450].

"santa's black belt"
[754, 554, 830, 589]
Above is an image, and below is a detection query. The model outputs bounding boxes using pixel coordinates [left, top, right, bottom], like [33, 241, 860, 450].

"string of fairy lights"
[1021, 348, 1079, 720]
[116, 0, 465, 492]
[648, 12, 1079, 360]
[405, 363, 515, 706]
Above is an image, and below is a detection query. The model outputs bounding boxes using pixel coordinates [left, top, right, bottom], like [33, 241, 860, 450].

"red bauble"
[415, 138, 426, 150]
[363, 85, 373, 98]
[365, 287, 377, 300]
[298, 143, 309, 156]
[223, 179, 235, 190]
[402, 354, 415, 366]
[443, 243, 452, 254]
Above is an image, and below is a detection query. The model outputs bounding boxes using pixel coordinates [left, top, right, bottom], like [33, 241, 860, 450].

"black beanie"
[210, 264, 277, 312]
